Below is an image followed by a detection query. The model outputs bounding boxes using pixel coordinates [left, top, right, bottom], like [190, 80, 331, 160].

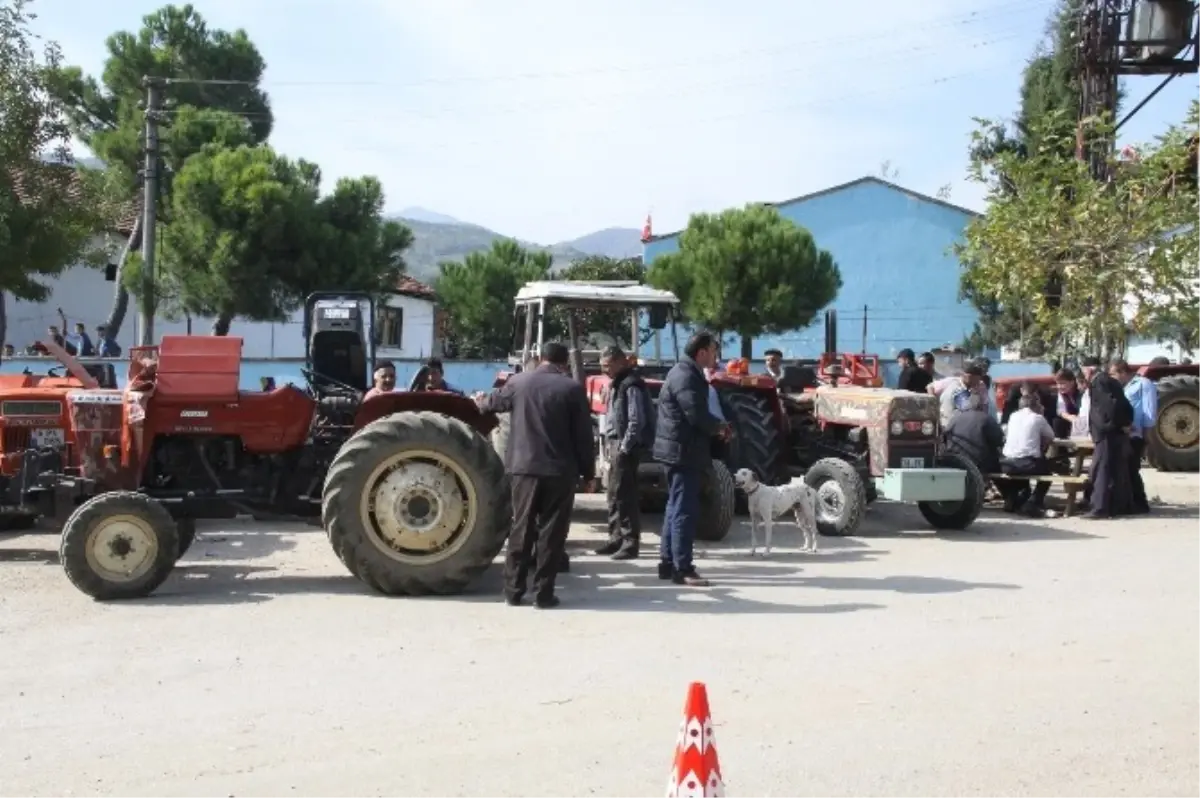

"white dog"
[733, 468, 819, 556]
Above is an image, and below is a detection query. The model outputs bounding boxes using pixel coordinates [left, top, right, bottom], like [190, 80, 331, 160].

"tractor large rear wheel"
[323, 411, 510, 595]
[721, 389, 784, 484]
[917, 452, 986, 531]
[59, 492, 180, 600]
[1147, 375, 1199, 473]
[696, 459, 736, 542]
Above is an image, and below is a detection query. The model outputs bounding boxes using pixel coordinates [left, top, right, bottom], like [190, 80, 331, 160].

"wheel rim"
[358, 448, 477, 565]
[815, 480, 845, 524]
[1158, 401, 1199, 450]
[84, 514, 159, 583]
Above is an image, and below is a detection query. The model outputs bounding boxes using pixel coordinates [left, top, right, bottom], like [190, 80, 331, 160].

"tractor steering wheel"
[301, 367, 361, 397]
[408, 365, 431, 393]
[47, 366, 62, 378]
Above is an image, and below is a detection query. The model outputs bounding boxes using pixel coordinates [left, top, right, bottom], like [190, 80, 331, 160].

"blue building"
[643, 176, 986, 360]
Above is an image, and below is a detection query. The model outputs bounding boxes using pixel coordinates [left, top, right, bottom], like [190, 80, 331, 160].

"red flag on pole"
[641, 213, 653, 243]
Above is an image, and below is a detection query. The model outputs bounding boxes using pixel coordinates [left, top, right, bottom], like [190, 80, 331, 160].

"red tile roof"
[396, 275, 436, 300]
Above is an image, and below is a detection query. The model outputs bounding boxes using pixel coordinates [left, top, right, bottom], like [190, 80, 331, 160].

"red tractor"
[9, 293, 512, 601]
[992, 362, 1199, 472]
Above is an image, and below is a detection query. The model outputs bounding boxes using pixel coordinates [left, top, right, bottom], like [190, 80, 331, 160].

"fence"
[0, 356, 1057, 394]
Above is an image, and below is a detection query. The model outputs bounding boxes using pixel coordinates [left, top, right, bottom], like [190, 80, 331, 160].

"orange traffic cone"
[667, 682, 725, 797]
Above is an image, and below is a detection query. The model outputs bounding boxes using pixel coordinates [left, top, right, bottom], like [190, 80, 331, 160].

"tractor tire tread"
[322, 411, 510, 596]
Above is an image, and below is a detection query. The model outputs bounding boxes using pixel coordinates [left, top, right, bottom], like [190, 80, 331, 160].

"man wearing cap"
[928, 362, 986, 427]
[896, 348, 933, 394]
[594, 346, 652, 560]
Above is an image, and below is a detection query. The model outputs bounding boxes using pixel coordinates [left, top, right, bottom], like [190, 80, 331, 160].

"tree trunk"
[740, 335, 753, 360]
[103, 216, 142, 339]
[0, 292, 6, 366]
[212, 313, 233, 336]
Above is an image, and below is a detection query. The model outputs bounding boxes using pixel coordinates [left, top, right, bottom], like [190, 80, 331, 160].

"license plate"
[322, 307, 351, 319]
[32, 428, 65, 448]
[901, 457, 925, 469]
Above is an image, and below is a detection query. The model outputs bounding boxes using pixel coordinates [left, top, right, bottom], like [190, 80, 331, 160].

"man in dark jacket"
[654, 331, 730, 587]
[477, 342, 594, 608]
[896, 348, 933, 394]
[942, 392, 1004, 475]
[1080, 356, 1135, 519]
[594, 346, 652, 560]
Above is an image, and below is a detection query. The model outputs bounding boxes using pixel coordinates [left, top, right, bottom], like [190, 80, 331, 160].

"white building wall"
[5, 248, 437, 360]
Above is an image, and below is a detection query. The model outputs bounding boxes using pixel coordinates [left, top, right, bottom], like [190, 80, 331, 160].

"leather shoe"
[535, 595, 561, 609]
[657, 561, 675, 580]
[610, 547, 639, 561]
[593, 539, 621, 556]
[673, 569, 711, 587]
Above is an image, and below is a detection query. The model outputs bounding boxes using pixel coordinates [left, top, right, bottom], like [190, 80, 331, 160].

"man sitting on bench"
[999, 393, 1056, 516]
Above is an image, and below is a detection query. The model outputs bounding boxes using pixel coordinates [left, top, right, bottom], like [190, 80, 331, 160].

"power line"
[257, 1, 1053, 91]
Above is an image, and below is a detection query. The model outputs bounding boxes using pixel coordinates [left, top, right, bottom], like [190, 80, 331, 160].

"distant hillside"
[560, 227, 642, 259]
[396, 217, 591, 282]
[398, 206, 464, 225]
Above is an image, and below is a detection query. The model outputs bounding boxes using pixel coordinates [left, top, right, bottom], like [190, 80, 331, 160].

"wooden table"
[1048, 437, 1095, 477]
[988, 437, 1095, 516]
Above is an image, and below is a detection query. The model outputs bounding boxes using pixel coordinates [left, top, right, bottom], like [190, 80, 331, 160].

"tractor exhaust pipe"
[823, 309, 838, 358]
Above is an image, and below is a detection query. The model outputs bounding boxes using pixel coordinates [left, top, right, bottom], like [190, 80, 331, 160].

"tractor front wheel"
[804, 458, 868, 537]
[323, 411, 511, 596]
[1146, 375, 1199, 473]
[59, 492, 180, 600]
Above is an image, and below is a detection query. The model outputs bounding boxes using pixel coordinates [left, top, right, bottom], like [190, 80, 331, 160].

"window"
[377, 306, 403, 348]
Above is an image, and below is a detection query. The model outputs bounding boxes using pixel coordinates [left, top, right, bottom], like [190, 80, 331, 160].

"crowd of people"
[932, 356, 1158, 520]
[473, 332, 729, 608]
[3, 309, 122, 359]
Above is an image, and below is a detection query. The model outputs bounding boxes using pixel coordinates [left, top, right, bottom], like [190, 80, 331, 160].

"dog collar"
[744, 483, 760, 495]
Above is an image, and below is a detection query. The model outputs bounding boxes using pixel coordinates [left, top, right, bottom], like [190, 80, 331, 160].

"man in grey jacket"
[594, 346, 653, 560]
[477, 342, 594, 608]
[653, 331, 731, 587]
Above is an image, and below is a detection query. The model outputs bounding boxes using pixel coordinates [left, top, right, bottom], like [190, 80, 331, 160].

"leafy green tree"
[548, 255, 649, 349]
[956, 105, 1198, 361]
[156, 144, 412, 334]
[434, 240, 552, 359]
[646, 204, 841, 358]
[46, 3, 272, 339]
[0, 0, 120, 353]
[962, 0, 1096, 354]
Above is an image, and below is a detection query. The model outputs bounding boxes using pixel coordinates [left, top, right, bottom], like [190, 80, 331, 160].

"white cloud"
[40, 0, 1191, 243]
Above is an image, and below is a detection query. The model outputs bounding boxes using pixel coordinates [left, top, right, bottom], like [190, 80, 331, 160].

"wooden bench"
[988, 473, 1090, 516]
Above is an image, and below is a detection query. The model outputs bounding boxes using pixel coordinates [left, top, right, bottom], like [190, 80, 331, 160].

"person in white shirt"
[999, 393, 1056, 515]
[763, 349, 784, 380]
[929, 362, 988, 426]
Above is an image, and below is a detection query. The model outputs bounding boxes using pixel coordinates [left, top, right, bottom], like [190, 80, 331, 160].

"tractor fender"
[353, 391, 499, 437]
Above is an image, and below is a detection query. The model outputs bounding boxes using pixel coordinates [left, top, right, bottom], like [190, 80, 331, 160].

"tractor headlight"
[890, 420, 903, 436]
[922, 420, 934, 436]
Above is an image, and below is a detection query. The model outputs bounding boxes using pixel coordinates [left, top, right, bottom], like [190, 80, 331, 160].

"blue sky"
[31, 0, 1198, 244]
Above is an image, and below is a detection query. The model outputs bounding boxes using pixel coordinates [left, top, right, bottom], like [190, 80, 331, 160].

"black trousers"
[1129, 436, 1149, 513]
[506, 474, 575, 602]
[999, 456, 1052, 509]
[605, 446, 641, 551]
[1089, 433, 1133, 517]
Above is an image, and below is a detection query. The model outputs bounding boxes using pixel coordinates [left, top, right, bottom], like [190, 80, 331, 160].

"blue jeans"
[660, 465, 701, 572]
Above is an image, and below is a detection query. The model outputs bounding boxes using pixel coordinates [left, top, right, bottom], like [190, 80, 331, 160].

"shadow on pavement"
[0, 547, 58, 565]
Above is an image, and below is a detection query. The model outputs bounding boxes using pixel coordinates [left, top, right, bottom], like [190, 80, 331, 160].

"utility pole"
[138, 76, 165, 346]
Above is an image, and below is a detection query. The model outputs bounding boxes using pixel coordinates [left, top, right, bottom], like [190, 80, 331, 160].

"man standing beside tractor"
[477, 342, 595, 608]
[593, 346, 653, 561]
[653, 331, 732, 587]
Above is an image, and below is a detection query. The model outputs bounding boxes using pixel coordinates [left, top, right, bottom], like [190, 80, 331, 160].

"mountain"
[396, 217, 592, 281]
[397, 206, 464, 225]
[560, 227, 643, 259]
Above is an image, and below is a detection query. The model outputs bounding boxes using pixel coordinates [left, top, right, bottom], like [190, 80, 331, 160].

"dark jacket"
[943, 408, 1004, 474]
[897, 365, 933, 395]
[605, 368, 651, 454]
[1088, 373, 1135, 442]
[652, 356, 720, 468]
[481, 363, 594, 480]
